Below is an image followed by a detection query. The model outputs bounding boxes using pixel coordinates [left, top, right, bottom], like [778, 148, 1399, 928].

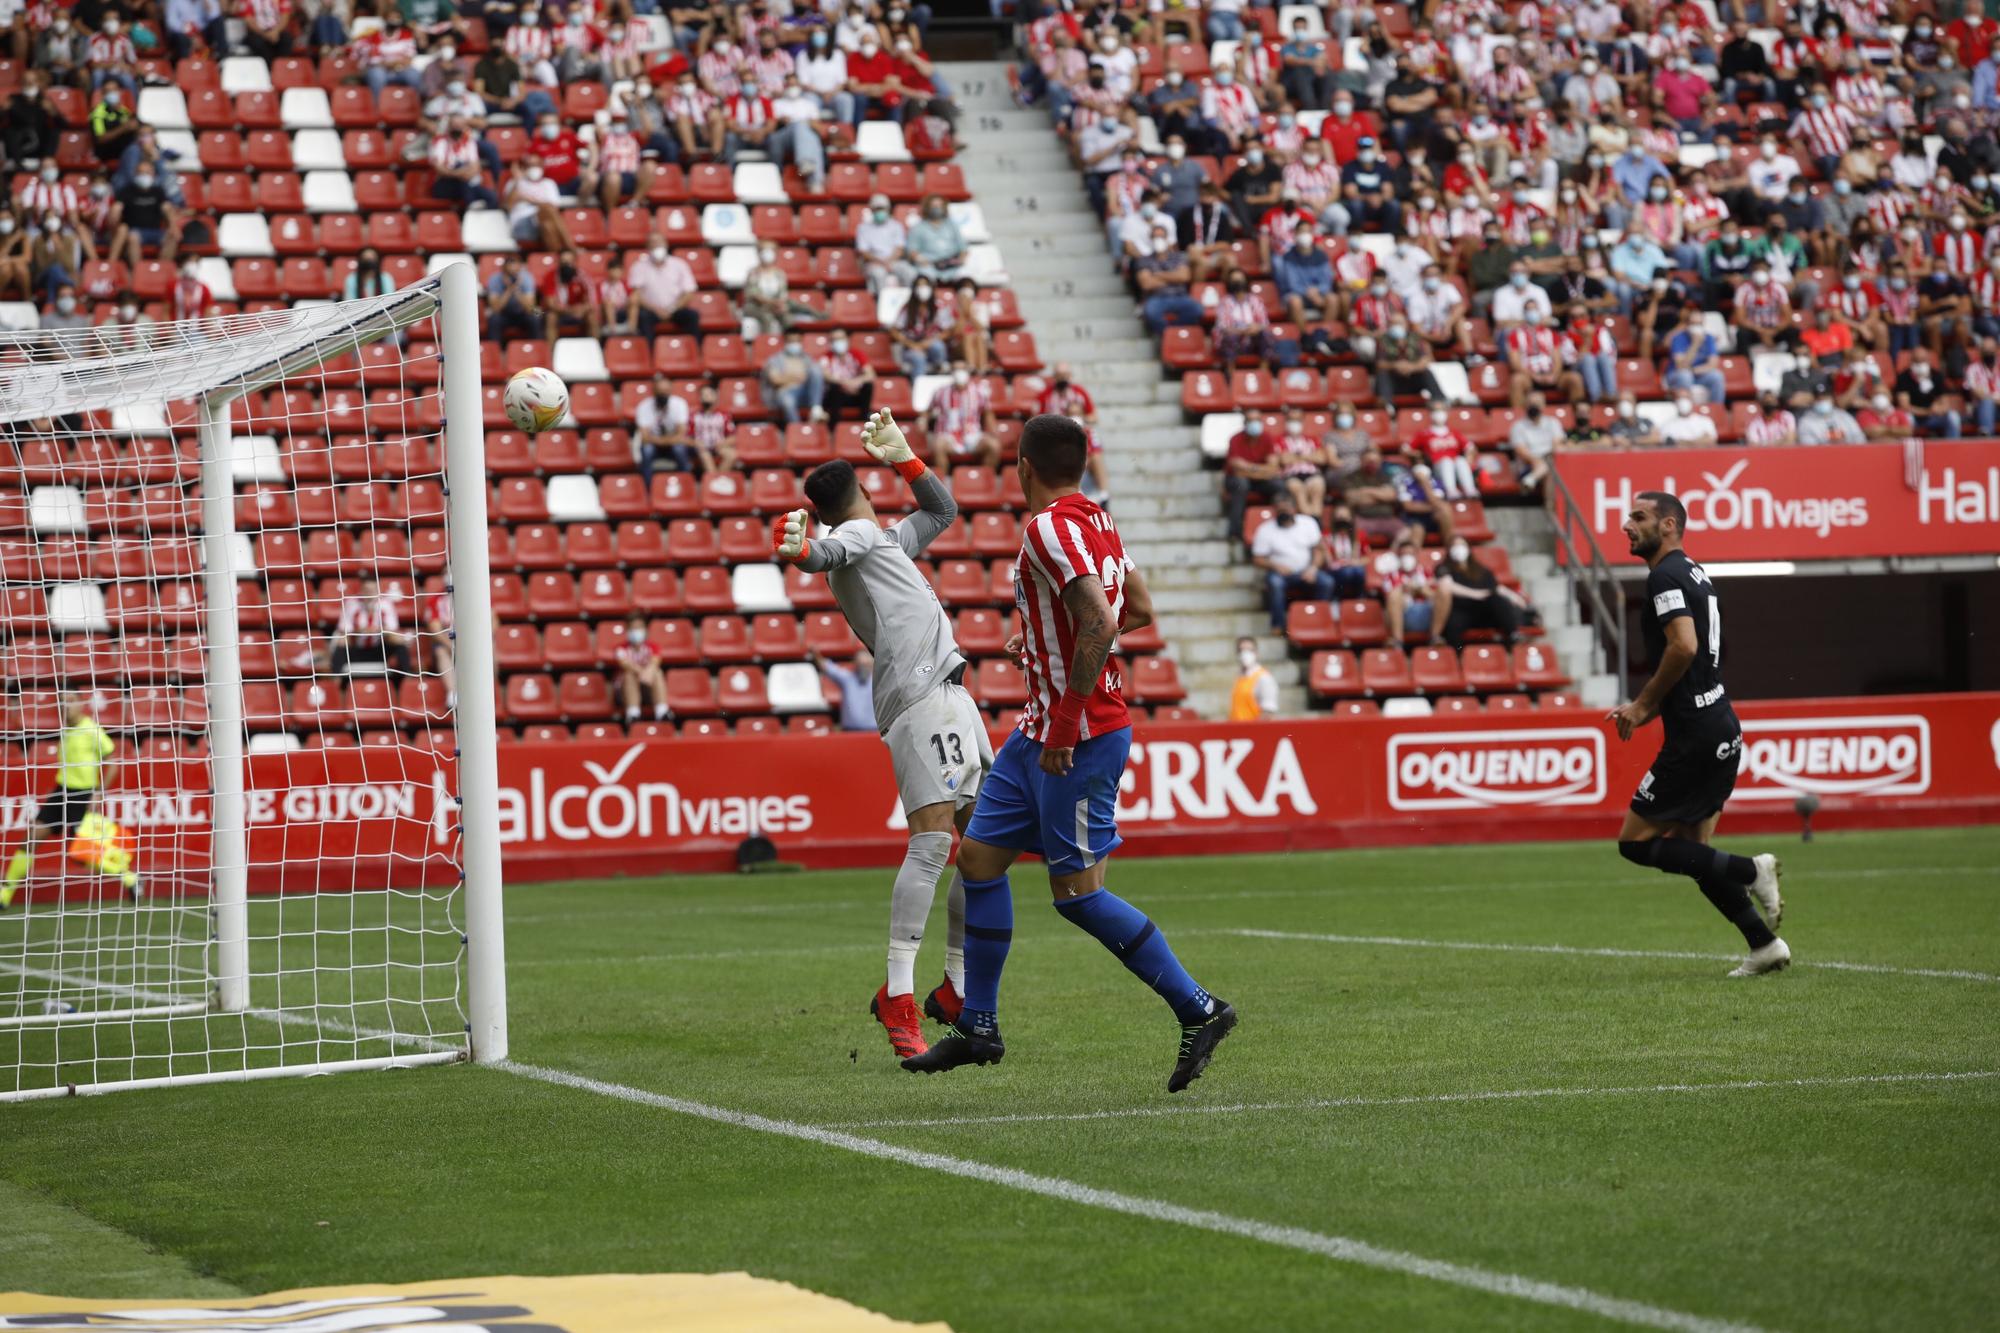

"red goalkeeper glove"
[772, 508, 811, 563]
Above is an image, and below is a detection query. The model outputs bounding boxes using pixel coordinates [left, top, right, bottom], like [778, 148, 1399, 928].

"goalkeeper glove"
[771, 508, 811, 563]
[861, 408, 928, 483]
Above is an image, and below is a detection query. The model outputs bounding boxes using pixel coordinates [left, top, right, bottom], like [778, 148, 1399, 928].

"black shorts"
[35, 786, 96, 835]
[1630, 731, 1742, 825]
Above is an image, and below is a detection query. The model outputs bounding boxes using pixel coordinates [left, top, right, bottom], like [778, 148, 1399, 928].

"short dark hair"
[1637, 490, 1687, 533]
[1019, 414, 1089, 488]
[804, 459, 861, 521]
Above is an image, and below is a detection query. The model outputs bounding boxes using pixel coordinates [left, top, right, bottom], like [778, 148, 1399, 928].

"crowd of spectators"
[1015, 0, 2000, 635]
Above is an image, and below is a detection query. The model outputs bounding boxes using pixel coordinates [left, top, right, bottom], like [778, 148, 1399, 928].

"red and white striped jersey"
[1789, 102, 1858, 159]
[1036, 382, 1096, 418]
[1973, 268, 2000, 314]
[1965, 358, 2000, 403]
[1865, 187, 1913, 234]
[1348, 290, 1403, 331]
[1879, 282, 1918, 322]
[87, 30, 136, 64]
[1015, 493, 1134, 745]
[504, 22, 552, 63]
[1214, 290, 1269, 332]
[1333, 247, 1377, 289]
[689, 408, 733, 451]
[1505, 326, 1559, 374]
[338, 593, 399, 641]
[1744, 409, 1796, 446]
[1448, 202, 1493, 239]
[1833, 71, 1883, 119]
[1405, 205, 1451, 243]
[1261, 119, 1305, 158]
[1259, 204, 1313, 256]
[1933, 229, 1985, 276]
[1477, 61, 1535, 105]
[365, 26, 417, 65]
[1828, 282, 1879, 320]
[1281, 157, 1341, 207]
[429, 131, 480, 174]
[17, 179, 78, 217]
[928, 379, 992, 443]
[1239, 41, 1278, 87]
[1104, 168, 1148, 221]
[597, 128, 642, 174]
[1201, 81, 1258, 137]
[1680, 192, 1727, 234]
[603, 16, 647, 61]
[667, 85, 716, 122]
[1495, 199, 1545, 246]
[727, 93, 773, 129]
[1733, 279, 1790, 328]
[171, 277, 212, 321]
[1771, 36, 1818, 74]
[746, 47, 793, 95]
[698, 45, 743, 97]
[243, 0, 291, 29]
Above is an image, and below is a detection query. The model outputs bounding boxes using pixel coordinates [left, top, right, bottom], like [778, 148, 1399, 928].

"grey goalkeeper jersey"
[796, 472, 964, 737]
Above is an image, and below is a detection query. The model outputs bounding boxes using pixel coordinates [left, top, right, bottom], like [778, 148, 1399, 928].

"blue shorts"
[966, 726, 1130, 875]
[1405, 599, 1434, 632]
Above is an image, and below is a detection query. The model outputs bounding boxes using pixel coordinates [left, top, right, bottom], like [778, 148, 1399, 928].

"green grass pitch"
[3, 826, 1997, 1332]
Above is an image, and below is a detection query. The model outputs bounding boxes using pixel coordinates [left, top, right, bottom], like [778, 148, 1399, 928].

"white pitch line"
[510, 943, 865, 968]
[498, 1058, 1765, 1333]
[1222, 929, 2000, 983]
[819, 1069, 2000, 1131]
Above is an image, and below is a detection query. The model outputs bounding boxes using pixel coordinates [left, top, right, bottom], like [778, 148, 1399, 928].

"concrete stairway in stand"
[946, 61, 1296, 717]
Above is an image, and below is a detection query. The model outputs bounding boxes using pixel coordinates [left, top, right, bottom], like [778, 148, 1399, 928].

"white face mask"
[1448, 542, 1470, 563]
[649, 245, 667, 260]
[759, 247, 777, 263]
[525, 165, 545, 181]
[1238, 649, 1258, 670]
[952, 369, 970, 386]
[628, 628, 647, 646]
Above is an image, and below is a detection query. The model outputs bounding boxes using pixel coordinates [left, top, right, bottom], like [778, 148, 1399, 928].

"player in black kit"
[1608, 492, 1791, 977]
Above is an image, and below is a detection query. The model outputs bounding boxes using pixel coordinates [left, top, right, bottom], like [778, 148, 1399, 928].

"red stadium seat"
[1127, 657, 1186, 704]
[1461, 644, 1517, 692]
[1286, 600, 1341, 648]
[1513, 641, 1569, 689]
[803, 612, 861, 658]
[1360, 647, 1412, 694]
[1411, 646, 1464, 694]
[972, 659, 1027, 707]
[1309, 649, 1362, 698]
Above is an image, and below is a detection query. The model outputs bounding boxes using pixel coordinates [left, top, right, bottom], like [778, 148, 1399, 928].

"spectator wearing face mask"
[1438, 540, 1528, 649]
[1223, 417, 1281, 544]
[614, 617, 671, 723]
[634, 376, 695, 486]
[1213, 268, 1275, 373]
[1376, 531, 1450, 645]
[360, 14, 424, 98]
[502, 154, 570, 251]
[1742, 395, 1795, 447]
[1342, 446, 1412, 546]
[1373, 319, 1443, 411]
[40, 284, 88, 336]
[855, 195, 913, 292]
[768, 81, 830, 194]
[762, 334, 826, 426]
[1897, 350, 1964, 438]
[817, 333, 877, 420]
[1659, 395, 1718, 447]
[35, 13, 89, 85]
[474, 43, 556, 125]
[1406, 404, 1474, 499]
[1797, 395, 1866, 444]
[1605, 395, 1662, 447]
[741, 240, 820, 337]
[1251, 492, 1337, 632]
[540, 248, 599, 342]
[927, 362, 999, 471]
[483, 256, 539, 344]
[1506, 394, 1568, 488]
[905, 194, 967, 283]
[429, 116, 500, 209]
[0, 216, 31, 302]
[890, 278, 950, 378]
[1274, 225, 1334, 329]
[1228, 637, 1280, 722]
[1134, 225, 1204, 335]
[343, 249, 395, 301]
[628, 234, 700, 339]
[1663, 306, 1726, 405]
[87, 85, 139, 164]
[1855, 390, 1916, 440]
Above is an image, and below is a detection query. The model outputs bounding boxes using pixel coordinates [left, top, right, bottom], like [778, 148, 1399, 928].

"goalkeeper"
[0, 694, 139, 909]
[773, 410, 990, 1061]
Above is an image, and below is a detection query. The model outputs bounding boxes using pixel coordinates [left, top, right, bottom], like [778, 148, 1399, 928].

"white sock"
[888, 830, 954, 996]
[945, 870, 966, 994]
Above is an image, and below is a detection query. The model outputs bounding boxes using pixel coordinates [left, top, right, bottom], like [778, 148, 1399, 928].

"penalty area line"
[498, 1058, 1765, 1333]
[819, 1069, 2000, 1130]
[1218, 929, 2000, 983]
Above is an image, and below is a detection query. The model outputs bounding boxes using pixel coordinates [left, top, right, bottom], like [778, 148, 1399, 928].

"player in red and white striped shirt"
[914, 415, 1235, 1090]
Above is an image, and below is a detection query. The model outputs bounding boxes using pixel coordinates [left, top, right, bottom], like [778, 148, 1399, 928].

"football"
[503, 366, 569, 434]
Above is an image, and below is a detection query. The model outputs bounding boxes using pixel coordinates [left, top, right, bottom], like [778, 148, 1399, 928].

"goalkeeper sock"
[959, 873, 1012, 1037]
[886, 831, 953, 997]
[944, 870, 966, 995]
[1055, 888, 1214, 1027]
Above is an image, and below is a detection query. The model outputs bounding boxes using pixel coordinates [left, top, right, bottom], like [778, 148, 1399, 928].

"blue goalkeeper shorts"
[965, 726, 1131, 875]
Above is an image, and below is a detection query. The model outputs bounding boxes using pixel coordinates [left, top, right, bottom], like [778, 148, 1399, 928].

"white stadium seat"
[701, 204, 755, 247]
[248, 733, 303, 754]
[766, 662, 828, 713]
[229, 435, 287, 484]
[856, 121, 911, 162]
[138, 88, 191, 131]
[279, 87, 334, 129]
[546, 475, 605, 522]
[552, 338, 608, 383]
[193, 256, 237, 302]
[948, 202, 991, 244]
[291, 129, 347, 171]
[47, 582, 109, 635]
[715, 245, 758, 290]
[0, 303, 39, 332]
[460, 213, 516, 256]
[156, 130, 201, 169]
[301, 171, 358, 213]
[1200, 412, 1245, 461]
[219, 56, 273, 93]
[732, 162, 787, 204]
[219, 214, 274, 258]
[730, 563, 789, 613]
[29, 486, 86, 535]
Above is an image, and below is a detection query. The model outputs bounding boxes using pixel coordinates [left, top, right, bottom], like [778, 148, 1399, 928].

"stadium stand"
[0, 6, 1197, 749]
[1003, 2, 2000, 714]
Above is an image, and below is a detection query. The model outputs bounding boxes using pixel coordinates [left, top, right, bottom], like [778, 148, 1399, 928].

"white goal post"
[0, 262, 505, 1101]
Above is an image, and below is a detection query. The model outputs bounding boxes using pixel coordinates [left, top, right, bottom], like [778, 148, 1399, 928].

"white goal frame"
[0, 262, 506, 1100]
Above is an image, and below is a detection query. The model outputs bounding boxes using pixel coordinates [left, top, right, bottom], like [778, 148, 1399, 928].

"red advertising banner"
[1551, 441, 2000, 564]
[11, 693, 1992, 893]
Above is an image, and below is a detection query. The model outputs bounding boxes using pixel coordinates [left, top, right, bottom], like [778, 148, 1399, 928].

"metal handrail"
[1541, 462, 1629, 699]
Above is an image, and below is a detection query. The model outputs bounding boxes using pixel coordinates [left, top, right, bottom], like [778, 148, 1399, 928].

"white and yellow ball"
[503, 366, 569, 434]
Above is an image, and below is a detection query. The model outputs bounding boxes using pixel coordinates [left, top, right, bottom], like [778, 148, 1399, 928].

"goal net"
[0, 264, 506, 1101]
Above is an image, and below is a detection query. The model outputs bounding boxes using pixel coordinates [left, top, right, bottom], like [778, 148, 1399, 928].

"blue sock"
[959, 874, 1011, 1037]
[1054, 888, 1214, 1026]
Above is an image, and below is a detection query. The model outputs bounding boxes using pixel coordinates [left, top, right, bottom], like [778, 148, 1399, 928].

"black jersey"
[1642, 549, 1735, 738]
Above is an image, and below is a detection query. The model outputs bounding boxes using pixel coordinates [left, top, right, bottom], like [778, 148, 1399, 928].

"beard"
[1628, 532, 1661, 559]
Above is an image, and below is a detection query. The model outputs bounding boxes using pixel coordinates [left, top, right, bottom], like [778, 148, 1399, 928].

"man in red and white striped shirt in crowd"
[1934, 214, 1987, 278]
[331, 576, 413, 676]
[1281, 142, 1343, 221]
[667, 73, 724, 159]
[540, 248, 600, 341]
[697, 39, 744, 98]
[1035, 363, 1109, 501]
[927, 363, 1001, 471]
[1973, 256, 2000, 331]
[1732, 261, 1795, 350]
[1201, 71, 1260, 149]
[1966, 336, 2000, 437]
[1744, 395, 1797, 446]
[910, 415, 1234, 1091]
[17, 166, 81, 230]
[745, 31, 793, 95]
[170, 261, 213, 321]
[589, 114, 653, 210]
[238, 0, 294, 60]
[1827, 273, 1888, 350]
[361, 13, 423, 97]
[505, 11, 557, 84]
[1504, 311, 1584, 407]
[1788, 92, 1859, 176]
[86, 14, 139, 95]
[725, 88, 779, 165]
[430, 117, 499, 208]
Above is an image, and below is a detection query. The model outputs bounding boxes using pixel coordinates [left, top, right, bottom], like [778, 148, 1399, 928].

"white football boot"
[1749, 853, 1784, 930]
[1727, 936, 1791, 978]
